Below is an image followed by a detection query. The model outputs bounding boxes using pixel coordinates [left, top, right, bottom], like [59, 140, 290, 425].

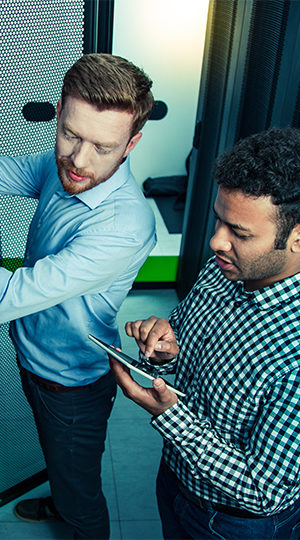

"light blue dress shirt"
[0, 150, 156, 386]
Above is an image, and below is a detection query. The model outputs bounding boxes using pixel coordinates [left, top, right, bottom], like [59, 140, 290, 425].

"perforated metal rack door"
[0, 0, 84, 504]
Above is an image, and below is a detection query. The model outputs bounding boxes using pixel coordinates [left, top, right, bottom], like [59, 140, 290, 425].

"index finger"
[141, 318, 174, 358]
[125, 316, 160, 344]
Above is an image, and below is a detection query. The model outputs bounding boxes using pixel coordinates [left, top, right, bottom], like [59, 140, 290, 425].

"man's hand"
[109, 356, 178, 416]
[125, 316, 179, 364]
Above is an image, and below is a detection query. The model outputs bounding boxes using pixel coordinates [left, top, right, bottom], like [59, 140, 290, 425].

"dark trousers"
[156, 459, 300, 540]
[20, 367, 117, 539]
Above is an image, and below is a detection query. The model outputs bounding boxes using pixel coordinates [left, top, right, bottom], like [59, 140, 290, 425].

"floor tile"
[120, 519, 163, 540]
[109, 419, 162, 521]
[110, 519, 121, 540]
[0, 520, 73, 539]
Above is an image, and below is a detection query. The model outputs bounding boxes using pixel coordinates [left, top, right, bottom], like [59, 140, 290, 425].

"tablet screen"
[89, 334, 185, 397]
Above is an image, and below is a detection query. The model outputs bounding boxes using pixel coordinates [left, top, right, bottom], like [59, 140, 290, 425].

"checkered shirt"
[150, 258, 300, 515]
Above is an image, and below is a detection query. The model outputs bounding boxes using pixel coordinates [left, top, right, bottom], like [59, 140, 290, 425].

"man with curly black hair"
[111, 127, 300, 540]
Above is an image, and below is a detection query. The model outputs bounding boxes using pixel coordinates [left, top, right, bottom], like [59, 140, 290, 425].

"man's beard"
[55, 153, 124, 195]
[216, 246, 288, 290]
[55, 155, 96, 194]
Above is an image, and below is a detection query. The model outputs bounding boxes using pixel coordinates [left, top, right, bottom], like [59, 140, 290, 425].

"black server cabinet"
[177, 0, 300, 300]
[0, 0, 114, 506]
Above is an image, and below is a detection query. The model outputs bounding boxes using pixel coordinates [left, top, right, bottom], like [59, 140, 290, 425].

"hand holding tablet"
[89, 334, 185, 398]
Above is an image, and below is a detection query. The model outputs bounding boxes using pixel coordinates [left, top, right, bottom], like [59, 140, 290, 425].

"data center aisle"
[0, 288, 178, 540]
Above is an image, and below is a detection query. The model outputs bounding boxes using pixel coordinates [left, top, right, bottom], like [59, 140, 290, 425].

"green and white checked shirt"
[150, 258, 299, 515]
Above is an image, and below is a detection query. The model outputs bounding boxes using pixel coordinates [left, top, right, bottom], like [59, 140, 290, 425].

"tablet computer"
[88, 334, 185, 397]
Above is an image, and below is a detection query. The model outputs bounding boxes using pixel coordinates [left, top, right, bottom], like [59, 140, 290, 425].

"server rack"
[0, 0, 114, 506]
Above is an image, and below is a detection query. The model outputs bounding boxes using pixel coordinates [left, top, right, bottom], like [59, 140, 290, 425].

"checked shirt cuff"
[140, 353, 178, 375]
[151, 400, 208, 443]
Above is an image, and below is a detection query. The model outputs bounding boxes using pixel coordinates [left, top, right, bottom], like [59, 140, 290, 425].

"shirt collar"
[234, 272, 300, 310]
[58, 156, 130, 209]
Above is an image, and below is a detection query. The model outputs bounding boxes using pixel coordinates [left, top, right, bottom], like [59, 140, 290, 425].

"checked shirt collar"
[233, 271, 300, 311]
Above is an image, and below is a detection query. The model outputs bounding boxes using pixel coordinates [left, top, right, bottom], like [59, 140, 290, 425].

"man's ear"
[290, 224, 300, 252]
[56, 99, 62, 120]
[123, 132, 143, 158]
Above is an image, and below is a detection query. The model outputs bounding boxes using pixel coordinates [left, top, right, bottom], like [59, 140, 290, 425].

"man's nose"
[71, 141, 91, 169]
[210, 223, 232, 253]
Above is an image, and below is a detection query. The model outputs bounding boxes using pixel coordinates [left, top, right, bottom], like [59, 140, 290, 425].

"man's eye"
[95, 146, 110, 155]
[233, 231, 250, 240]
[63, 130, 77, 140]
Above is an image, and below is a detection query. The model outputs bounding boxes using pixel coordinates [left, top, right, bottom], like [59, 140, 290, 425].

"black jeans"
[156, 459, 300, 540]
[20, 367, 117, 539]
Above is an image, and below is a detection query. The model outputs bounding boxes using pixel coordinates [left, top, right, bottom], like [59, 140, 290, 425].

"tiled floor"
[0, 288, 179, 539]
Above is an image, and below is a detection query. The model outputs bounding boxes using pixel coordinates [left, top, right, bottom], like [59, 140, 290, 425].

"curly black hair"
[214, 127, 300, 249]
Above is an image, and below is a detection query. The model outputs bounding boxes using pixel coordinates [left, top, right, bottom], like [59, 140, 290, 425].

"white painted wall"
[113, 0, 209, 186]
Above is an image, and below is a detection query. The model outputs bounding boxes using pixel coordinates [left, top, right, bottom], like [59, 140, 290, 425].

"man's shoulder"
[253, 273, 299, 325]
[34, 149, 56, 168]
[19, 149, 57, 179]
[0, 149, 55, 171]
[77, 173, 156, 241]
[23, 148, 55, 165]
[112, 171, 156, 231]
[115, 189, 156, 235]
